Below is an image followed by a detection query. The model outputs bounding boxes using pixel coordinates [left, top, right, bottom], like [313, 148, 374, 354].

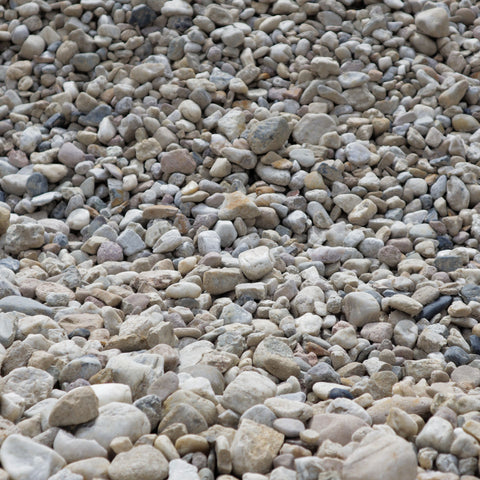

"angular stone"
[203, 268, 245, 295]
[231, 419, 284, 476]
[248, 117, 290, 154]
[49, 387, 99, 427]
[253, 337, 300, 380]
[238, 246, 274, 281]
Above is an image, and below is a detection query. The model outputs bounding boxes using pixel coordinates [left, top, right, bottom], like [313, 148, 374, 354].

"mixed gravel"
[0, 0, 480, 479]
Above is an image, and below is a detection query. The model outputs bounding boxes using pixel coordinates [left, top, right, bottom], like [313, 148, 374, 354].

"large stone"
[49, 386, 99, 427]
[342, 433, 417, 480]
[0, 296, 53, 317]
[108, 445, 168, 480]
[231, 419, 284, 476]
[53, 430, 108, 464]
[292, 114, 336, 145]
[415, 7, 450, 38]
[253, 337, 300, 380]
[222, 371, 276, 414]
[203, 268, 245, 295]
[309, 413, 368, 445]
[4, 223, 45, 255]
[248, 116, 290, 154]
[0, 367, 54, 409]
[343, 292, 380, 327]
[218, 191, 260, 221]
[75, 402, 150, 450]
[416, 416, 454, 453]
[161, 149, 196, 175]
[1, 434, 66, 480]
[238, 246, 274, 281]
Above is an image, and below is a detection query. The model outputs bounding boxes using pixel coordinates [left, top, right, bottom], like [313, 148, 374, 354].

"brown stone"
[57, 314, 104, 334]
[142, 205, 179, 219]
[161, 149, 196, 175]
[49, 386, 99, 427]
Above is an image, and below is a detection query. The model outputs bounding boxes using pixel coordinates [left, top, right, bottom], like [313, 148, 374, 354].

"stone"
[348, 199, 377, 226]
[343, 292, 380, 327]
[58, 143, 85, 168]
[129, 5, 157, 28]
[292, 114, 336, 145]
[0, 367, 54, 409]
[218, 192, 260, 221]
[97, 241, 124, 263]
[71, 53, 100, 72]
[1, 434, 66, 480]
[49, 386, 99, 427]
[203, 268, 245, 295]
[387, 295, 423, 316]
[253, 337, 300, 380]
[416, 416, 454, 453]
[231, 419, 284, 476]
[75, 402, 150, 450]
[161, 149, 196, 175]
[108, 445, 168, 480]
[0, 207, 10, 235]
[53, 429, 107, 464]
[4, 223, 45, 255]
[238, 246, 274, 281]
[342, 434, 417, 480]
[222, 371, 276, 415]
[386, 407, 418, 439]
[248, 117, 290, 154]
[415, 7, 450, 38]
[309, 413, 368, 445]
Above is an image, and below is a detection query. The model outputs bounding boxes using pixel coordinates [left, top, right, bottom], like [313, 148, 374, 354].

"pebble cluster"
[1, 0, 480, 479]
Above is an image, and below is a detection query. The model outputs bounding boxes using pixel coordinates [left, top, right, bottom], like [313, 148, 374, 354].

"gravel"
[1, 0, 480, 479]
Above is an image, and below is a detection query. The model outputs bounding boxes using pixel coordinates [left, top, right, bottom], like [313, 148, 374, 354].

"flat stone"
[203, 268, 245, 295]
[53, 429, 108, 464]
[0, 296, 53, 318]
[161, 149, 196, 175]
[4, 223, 45, 255]
[292, 114, 336, 145]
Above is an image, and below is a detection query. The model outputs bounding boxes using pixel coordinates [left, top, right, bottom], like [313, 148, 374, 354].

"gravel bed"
[0, 0, 480, 479]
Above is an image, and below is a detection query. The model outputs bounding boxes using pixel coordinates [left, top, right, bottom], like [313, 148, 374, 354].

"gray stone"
[248, 117, 290, 154]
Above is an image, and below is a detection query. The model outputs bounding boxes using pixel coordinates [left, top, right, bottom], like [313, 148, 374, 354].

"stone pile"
[0, 0, 479, 479]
